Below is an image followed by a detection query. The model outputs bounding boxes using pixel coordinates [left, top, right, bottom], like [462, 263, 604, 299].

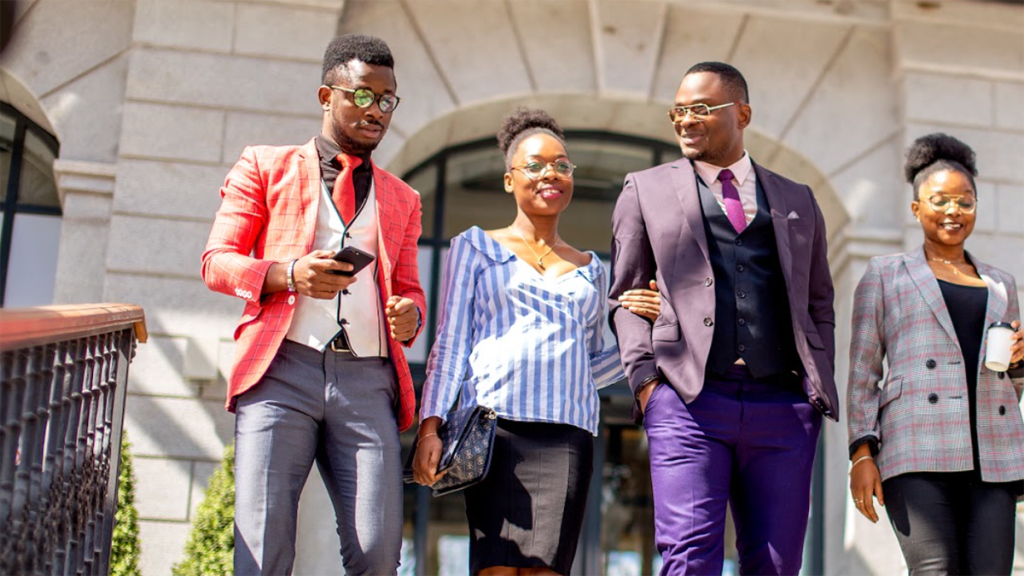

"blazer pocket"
[879, 376, 903, 409]
[652, 322, 681, 342]
[805, 330, 825, 350]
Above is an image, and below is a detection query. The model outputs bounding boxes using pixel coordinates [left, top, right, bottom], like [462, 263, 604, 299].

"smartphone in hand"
[329, 246, 375, 276]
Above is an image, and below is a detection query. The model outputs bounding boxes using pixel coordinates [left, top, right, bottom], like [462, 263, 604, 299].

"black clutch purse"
[403, 405, 497, 497]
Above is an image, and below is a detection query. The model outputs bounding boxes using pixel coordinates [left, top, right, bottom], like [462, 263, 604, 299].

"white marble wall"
[3, 0, 1022, 574]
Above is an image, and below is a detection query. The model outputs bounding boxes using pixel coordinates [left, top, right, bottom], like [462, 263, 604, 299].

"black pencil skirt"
[463, 418, 594, 575]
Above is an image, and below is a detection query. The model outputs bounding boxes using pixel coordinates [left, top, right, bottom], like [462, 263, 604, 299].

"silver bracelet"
[849, 455, 874, 475]
[286, 259, 298, 292]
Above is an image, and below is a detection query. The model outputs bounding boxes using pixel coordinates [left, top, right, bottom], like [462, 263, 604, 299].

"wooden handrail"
[0, 303, 147, 351]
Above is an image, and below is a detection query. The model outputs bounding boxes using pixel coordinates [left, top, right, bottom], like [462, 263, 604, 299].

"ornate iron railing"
[0, 304, 146, 575]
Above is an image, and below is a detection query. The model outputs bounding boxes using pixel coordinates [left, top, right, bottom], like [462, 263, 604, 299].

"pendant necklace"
[510, 226, 556, 271]
[929, 256, 968, 276]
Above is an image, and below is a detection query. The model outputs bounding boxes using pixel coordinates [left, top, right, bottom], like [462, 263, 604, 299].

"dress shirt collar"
[314, 133, 371, 171]
[693, 151, 753, 187]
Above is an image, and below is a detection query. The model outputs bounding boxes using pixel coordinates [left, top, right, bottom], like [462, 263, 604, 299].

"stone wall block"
[972, 181, 998, 233]
[896, 21, 1023, 77]
[827, 137, 905, 232]
[903, 72, 992, 128]
[651, 5, 745, 102]
[106, 214, 212, 277]
[510, 0, 596, 93]
[138, 520, 191, 576]
[222, 111, 320, 162]
[133, 457, 193, 520]
[103, 273, 241, 337]
[995, 81, 1024, 132]
[129, 336, 200, 398]
[996, 183, 1024, 237]
[133, 0, 234, 52]
[783, 27, 896, 176]
[234, 3, 339, 61]
[120, 102, 224, 163]
[403, 1, 532, 105]
[3, 0, 134, 97]
[591, 0, 666, 98]
[40, 54, 130, 164]
[113, 159, 229, 221]
[124, 395, 233, 460]
[189, 461, 221, 520]
[52, 193, 111, 304]
[126, 49, 321, 116]
[731, 15, 851, 141]
[340, 0, 457, 138]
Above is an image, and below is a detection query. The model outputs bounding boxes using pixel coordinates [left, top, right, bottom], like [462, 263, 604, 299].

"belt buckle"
[329, 337, 350, 353]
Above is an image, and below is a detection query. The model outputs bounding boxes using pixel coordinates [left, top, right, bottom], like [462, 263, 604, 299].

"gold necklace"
[510, 226, 556, 271]
[929, 256, 968, 276]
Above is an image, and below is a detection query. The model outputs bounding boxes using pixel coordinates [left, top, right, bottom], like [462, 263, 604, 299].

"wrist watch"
[635, 376, 660, 402]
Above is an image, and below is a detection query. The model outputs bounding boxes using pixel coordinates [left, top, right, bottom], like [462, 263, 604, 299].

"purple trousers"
[644, 367, 822, 576]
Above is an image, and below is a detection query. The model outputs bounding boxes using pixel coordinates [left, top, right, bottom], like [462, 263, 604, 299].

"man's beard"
[336, 126, 380, 156]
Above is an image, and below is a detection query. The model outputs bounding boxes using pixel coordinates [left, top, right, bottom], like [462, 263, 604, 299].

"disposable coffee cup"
[985, 322, 1015, 372]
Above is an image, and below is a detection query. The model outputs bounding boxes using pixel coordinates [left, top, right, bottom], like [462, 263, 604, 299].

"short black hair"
[497, 108, 566, 169]
[322, 34, 394, 85]
[684, 61, 749, 104]
[904, 133, 978, 197]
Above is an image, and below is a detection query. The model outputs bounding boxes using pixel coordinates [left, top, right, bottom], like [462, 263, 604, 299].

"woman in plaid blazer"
[847, 133, 1024, 575]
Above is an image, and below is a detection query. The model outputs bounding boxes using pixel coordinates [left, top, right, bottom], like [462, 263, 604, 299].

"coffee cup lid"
[988, 322, 1014, 330]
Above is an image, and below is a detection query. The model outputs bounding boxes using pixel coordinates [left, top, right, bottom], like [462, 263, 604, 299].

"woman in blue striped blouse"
[411, 108, 660, 576]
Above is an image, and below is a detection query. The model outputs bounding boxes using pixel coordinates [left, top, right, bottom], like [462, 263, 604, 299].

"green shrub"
[111, 430, 141, 576]
[173, 444, 235, 576]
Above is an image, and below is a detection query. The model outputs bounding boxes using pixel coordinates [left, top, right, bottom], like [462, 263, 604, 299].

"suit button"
[340, 318, 349, 326]
[1000, 405, 1007, 416]
[735, 239, 743, 246]
[342, 289, 351, 296]
[998, 372, 1005, 380]
[737, 291, 746, 299]
[705, 277, 713, 287]
[925, 359, 937, 369]
[287, 295, 296, 305]
[704, 317, 714, 327]
[928, 393, 939, 404]
[738, 344, 746, 352]
[736, 264, 746, 272]
[738, 318, 746, 326]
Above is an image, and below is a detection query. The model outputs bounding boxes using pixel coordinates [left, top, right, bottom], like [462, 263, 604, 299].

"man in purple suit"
[609, 62, 837, 575]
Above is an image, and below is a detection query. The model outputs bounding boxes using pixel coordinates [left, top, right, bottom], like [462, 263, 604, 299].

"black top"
[938, 279, 988, 473]
[315, 134, 373, 216]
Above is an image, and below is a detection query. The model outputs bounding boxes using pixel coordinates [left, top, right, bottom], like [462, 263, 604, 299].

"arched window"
[0, 102, 61, 307]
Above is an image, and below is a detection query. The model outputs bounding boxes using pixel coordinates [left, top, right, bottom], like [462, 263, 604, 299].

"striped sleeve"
[589, 265, 625, 388]
[420, 236, 477, 421]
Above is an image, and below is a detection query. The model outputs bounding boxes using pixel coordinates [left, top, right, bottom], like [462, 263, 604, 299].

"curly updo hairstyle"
[497, 108, 566, 170]
[904, 133, 978, 198]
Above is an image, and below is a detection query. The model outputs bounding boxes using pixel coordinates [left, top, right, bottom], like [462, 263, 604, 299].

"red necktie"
[719, 168, 747, 234]
[333, 153, 363, 224]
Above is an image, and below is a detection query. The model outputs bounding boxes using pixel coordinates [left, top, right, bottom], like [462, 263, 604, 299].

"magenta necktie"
[719, 168, 747, 234]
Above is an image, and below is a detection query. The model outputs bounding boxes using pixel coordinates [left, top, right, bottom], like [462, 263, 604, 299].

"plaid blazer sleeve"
[201, 146, 275, 305]
[847, 257, 887, 448]
[394, 187, 426, 347]
[1007, 276, 1024, 398]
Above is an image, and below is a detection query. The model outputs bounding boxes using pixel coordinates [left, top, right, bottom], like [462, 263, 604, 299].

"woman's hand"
[849, 451, 884, 523]
[620, 280, 661, 322]
[412, 417, 446, 486]
[1010, 320, 1023, 366]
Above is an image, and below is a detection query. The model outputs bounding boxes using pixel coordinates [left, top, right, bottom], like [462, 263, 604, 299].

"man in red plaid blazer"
[201, 34, 424, 575]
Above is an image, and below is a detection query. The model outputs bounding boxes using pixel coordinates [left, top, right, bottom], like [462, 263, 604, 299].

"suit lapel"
[372, 162, 395, 298]
[756, 163, 794, 285]
[299, 138, 321, 252]
[669, 159, 709, 263]
[904, 246, 958, 344]
[974, 254, 1009, 330]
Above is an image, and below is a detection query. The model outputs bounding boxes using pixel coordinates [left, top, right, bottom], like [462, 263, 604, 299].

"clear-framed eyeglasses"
[511, 160, 576, 180]
[924, 194, 977, 214]
[329, 86, 401, 113]
[667, 102, 737, 123]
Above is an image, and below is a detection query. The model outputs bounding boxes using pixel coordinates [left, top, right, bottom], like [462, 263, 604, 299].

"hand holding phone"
[329, 246, 375, 276]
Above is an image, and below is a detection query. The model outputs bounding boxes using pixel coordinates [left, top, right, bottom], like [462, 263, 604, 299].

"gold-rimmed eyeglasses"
[511, 160, 576, 180]
[667, 102, 737, 123]
[923, 193, 977, 214]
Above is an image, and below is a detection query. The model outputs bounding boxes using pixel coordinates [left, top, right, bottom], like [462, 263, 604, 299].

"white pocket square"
[787, 211, 800, 220]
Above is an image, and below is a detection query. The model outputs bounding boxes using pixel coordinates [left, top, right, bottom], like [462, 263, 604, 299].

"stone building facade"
[2, 0, 1022, 574]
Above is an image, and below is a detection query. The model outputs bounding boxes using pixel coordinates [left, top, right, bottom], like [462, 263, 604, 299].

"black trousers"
[883, 471, 1018, 576]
